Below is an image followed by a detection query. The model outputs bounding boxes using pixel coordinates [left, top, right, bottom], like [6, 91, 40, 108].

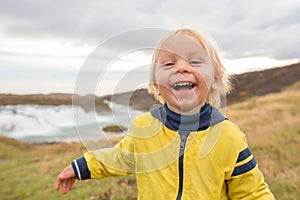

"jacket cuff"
[71, 157, 91, 180]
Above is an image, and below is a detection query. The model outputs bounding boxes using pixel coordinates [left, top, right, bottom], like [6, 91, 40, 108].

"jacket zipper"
[176, 131, 189, 200]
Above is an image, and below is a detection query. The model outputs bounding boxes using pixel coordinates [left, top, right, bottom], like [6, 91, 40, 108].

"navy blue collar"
[150, 103, 226, 132]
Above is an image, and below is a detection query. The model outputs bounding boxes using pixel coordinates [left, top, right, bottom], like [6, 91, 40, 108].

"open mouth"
[172, 81, 196, 91]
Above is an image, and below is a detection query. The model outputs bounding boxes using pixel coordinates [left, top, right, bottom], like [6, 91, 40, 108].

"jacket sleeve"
[227, 148, 275, 199]
[71, 136, 135, 180]
[225, 122, 275, 199]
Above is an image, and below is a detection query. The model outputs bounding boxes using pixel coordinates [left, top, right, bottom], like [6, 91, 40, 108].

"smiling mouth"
[172, 82, 196, 91]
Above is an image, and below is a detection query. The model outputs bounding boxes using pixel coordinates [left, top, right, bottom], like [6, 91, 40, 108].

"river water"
[0, 103, 144, 143]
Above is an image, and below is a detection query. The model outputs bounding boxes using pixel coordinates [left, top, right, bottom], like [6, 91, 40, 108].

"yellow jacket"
[72, 104, 275, 199]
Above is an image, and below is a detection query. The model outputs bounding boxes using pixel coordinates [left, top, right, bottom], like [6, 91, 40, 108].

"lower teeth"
[174, 85, 193, 91]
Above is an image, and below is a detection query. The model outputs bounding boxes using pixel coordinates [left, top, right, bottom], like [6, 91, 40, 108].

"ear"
[211, 75, 221, 90]
[153, 83, 161, 95]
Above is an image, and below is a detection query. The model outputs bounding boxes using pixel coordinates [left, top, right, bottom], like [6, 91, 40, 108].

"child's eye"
[162, 62, 174, 67]
[165, 62, 174, 66]
[190, 60, 202, 65]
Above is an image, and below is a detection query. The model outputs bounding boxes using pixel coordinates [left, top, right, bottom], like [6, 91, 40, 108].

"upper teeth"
[173, 82, 193, 87]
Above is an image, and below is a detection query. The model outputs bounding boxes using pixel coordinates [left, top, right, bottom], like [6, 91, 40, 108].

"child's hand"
[55, 165, 76, 194]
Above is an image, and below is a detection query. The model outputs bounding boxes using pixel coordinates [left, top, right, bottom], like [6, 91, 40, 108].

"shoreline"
[0, 131, 125, 147]
[1, 63, 299, 107]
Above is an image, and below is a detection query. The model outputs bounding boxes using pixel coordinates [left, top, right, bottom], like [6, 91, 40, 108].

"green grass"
[0, 86, 299, 199]
[0, 138, 137, 200]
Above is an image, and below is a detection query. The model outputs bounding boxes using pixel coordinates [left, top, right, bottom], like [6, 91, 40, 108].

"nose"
[175, 59, 191, 73]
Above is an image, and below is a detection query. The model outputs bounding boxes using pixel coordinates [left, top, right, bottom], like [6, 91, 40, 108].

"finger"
[68, 179, 73, 191]
[55, 179, 60, 191]
[65, 179, 72, 192]
[69, 178, 76, 191]
[68, 180, 73, 191]
[63, 178, 75, 194]
[55, 181, 60, 191]
[62, 181, 70, 194]
[55, 175, 63, 191]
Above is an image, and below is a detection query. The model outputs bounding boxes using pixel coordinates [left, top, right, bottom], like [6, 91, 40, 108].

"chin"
[177, 101, 202, 113]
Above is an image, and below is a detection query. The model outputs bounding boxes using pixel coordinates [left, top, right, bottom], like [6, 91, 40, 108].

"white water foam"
[0, 103, 144, 143]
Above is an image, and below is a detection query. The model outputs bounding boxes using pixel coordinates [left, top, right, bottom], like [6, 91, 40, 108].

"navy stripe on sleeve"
[71, 157, 91, 180]
[232, 157, 257, 176]
[237, 147, 252, 162]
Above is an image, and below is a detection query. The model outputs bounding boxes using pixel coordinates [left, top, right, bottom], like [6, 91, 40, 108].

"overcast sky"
[0, 0, 299, 95]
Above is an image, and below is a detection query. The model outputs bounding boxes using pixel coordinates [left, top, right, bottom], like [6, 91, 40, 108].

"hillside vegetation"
[227, 81, 300, 199]
[1, 63, 300, 112]
[0, 81, 299, 199]
[102, 62, 300, 110]
[227, 62, 300, 104]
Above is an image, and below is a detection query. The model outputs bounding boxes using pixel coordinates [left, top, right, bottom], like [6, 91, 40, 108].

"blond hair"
[148, 28, 231, 107]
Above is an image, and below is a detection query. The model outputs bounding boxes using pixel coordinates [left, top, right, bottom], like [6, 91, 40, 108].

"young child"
[56, 28, 275, 199]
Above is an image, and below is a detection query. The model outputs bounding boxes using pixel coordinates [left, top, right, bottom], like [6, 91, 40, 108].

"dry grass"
[227, 86, 300, 199]
[0, 84, 299, 199]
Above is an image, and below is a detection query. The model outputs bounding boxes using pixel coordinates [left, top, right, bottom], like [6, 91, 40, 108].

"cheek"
[156, 84, 171, 97]
[154, 68, 169, 85]
[195, 68, 215, 89]
[157, 84, 170, 93]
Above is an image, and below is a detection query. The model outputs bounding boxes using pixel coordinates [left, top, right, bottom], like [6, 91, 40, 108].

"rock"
[102, 125, 127, 133]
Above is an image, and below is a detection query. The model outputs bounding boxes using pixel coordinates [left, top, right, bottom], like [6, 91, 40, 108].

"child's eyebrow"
[188, 51, 210, 61]
[189, 50, 206, 57]
[158, 49, 175, 56]
[157, 51, 175, 61]
[157, 49, 209, 63]
[157, 56, 173, 64]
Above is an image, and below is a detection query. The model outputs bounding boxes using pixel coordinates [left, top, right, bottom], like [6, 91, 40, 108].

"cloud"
[1, 0, 300, 60]
[0, 0, 300, 95]
[0, 0, 164, 42]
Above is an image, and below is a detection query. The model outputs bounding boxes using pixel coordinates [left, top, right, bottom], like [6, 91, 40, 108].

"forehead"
[158, 33, 206, 58]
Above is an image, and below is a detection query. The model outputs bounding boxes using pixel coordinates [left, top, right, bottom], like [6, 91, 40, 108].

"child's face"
[154, 33, 218, 115]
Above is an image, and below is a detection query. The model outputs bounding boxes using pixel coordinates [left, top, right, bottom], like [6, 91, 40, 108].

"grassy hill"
[0, 81, 299, 199]
[1, 63, 299, 113]
[104, 62, 300, 110]
[227, 62, 300, 104]
[227, 81, 300, 199]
